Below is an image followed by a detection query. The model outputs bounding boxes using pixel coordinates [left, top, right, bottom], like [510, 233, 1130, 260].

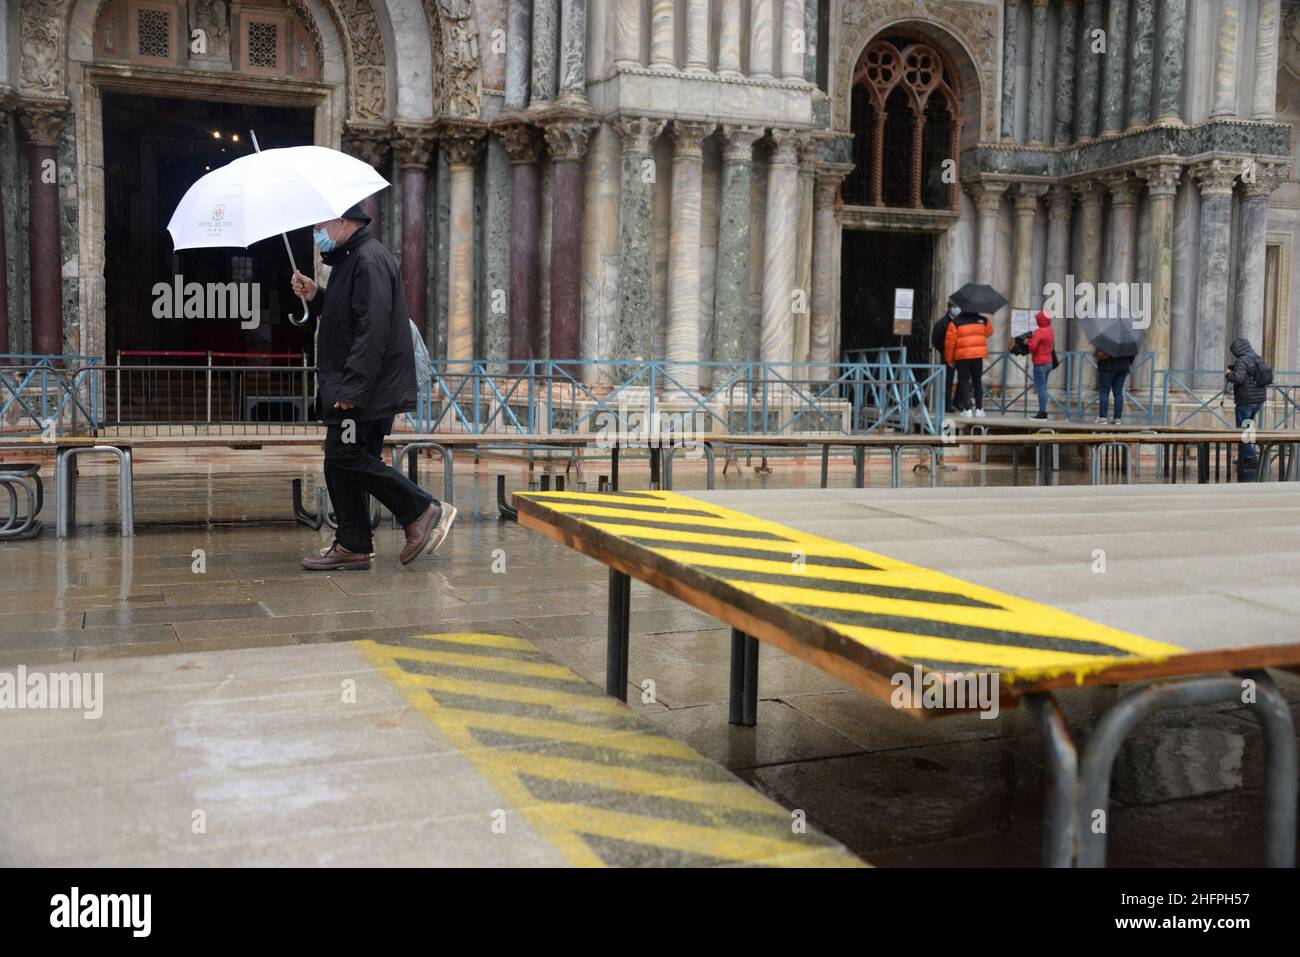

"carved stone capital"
[1240, 161, 1290, 198]
[964, 178, 1009, 212]
[392, 122, 437, 169]
[1014, 182, 1049, 212]
[344, 123, 392, 168]
[493, 117, 545, 163]
[19, 103, 67, 147]
[437, 120, 487, 167]
[671, 120, 715, 160]
[813, 164, 853, 207]
[720, 124, 766, 163]
[1103, 171, 1139, 206]
[796, 133, 824, 173]
[768, 128, 801, 168]
[615, 115, 666, 157]
[1190, 158, 1239, 198]
[1046, 184, 1075, 218]
[1136, 162, 1184, 198]
[541, 116, 598, 161]
[1073, 178, 1106, 208]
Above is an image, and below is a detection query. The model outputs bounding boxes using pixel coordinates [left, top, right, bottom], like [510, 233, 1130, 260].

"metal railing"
[0, 355, 102, 435]
[1158, 369, 1300, 430]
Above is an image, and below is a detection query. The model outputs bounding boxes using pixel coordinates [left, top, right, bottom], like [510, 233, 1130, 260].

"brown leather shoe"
[302, 542, 371, 571]
[400, 503, 440, 564]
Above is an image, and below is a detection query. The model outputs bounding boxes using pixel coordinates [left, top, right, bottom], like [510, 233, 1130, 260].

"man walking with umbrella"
[291, 205, 456, 570]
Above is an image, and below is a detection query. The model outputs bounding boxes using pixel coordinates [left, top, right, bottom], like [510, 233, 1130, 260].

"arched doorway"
[840, 30, 965, 363]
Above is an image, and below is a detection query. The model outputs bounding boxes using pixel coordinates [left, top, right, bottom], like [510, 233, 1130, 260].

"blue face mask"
[312, 226, 336, 253]
[949, 305, 961, 318]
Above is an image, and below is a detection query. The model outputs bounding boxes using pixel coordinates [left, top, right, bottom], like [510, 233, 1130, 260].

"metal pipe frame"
[55, 445, 133, 538]
[661, 440, 716, 491]
[606, 569, 631, 701]
[728, 628, 760, 726]
[0, 474, 42, 539]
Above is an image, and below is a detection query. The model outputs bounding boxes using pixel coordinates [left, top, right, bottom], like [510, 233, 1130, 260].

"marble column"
[615, 116, 666, 362]
[1001, 0, 1021, 142]
[1044, 186, 1074, 341]
[344, 125, 390, 245]
[506, 0, 532, 108]
[1191, 159, 1238, 378]
[718, 0, 743, 76]
[1104, 172, 1139, 287]
[1155, 0, 1187, 123]
[969, 179, 1009, 289]
[794, 136, 819, 362]
[651, 0, 675, 70]
[393, 124, 435, 339]
[441, 126, 485, 363]
[21, 107, 65, 356]
[614, 0, 641, 70]
[530, 0, 559, 107]
[751, 0, 776, 79]
[1053, 1, 1078, 145]
[1012, 184, 1046, 313]
[1100, 0, 1130, 135]
[496, 121, 545, 362]
[1075, 0, 1103, 140]
[715, 126, 763, 363]
[558, 0, 587, 105]
[0, 110, 9, 356]
[666, 122, 713, 390]
[782, 0, 806, 81]
[1137, 163, 1182, 369]
[1072, 179, 1106, 350]
[1127, 0, 1156, 128]
[811, 166, 851, 369]
[543, 117, 596, 360]
[1211, 0, 1241, 119]
[761, 131, 800, 364]
[1252, 0, 1282, 120]
[1235, 165, 1285, 348]
[685, 0, 710, 73]
[1026, 0, 1050, 145]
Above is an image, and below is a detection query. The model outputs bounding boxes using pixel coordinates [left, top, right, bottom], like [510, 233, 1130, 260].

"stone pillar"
[666, 122, 713, 390]
[651, 0, 675, 70]
[506, 0, 532, 107]
[1012, 184, 1046, 313]
[558, 0, 587, 105]
[530, 0, 559, 106]
[1127, 0, 1156, 128]
[1235, 164, 1285, 348]
[1075, 0, 1103, 140]
[782, 0, 806, 81]
[1044, 186, 1073, 341]
[811, 166, 851, 369]
[1073, 179, 1106, 351]
[1155, 0, 1187, 123]
[344, 124, 390, 243]
[761, 131, 800, 363]
[614, 0, 641, 70]
[718, 0, 743, 76]
[685, 0, 710, 73]
[392, 124, 435, 339]
[1100, 0, 1130, 135]
[1026, 0, 1050, 145]
[969, 178, 1009, 289]
[1211, 0, 1241, 119]
[1191, 159, 1238, 378]
[1053, 0, 1078, 145]
[21, 107, 66, 356]
[1001, 0, 1021, 142]
[542, 116, 596, 360]
[1137, 163, 1181, 370]
[495, 120, 545, 362]
[751, 0, 776, 79]
[794, 136, 819, 362]
[715, 126, 763, 363]
[0, 109, 9, 357]
[440, 125, 485, 363]
[615, 116, 666, 362]
[1104, 172, 1139, 287]
[1252, 0, 1282, 120]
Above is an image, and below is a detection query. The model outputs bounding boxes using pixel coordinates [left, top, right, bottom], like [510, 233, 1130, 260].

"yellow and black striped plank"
[359, 632, 862, 867]
[513, 489, 1184, 690]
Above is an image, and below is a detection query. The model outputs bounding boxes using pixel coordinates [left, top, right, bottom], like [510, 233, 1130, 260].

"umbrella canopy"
[1080, 305, 1145, 357]
[948, 283, 1008, 316]
[166, 145, 388, 251]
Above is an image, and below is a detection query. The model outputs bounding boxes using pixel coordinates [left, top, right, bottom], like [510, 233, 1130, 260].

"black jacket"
[1226, 337, 1269, 406]
[1097, 353, 1134, 374]
[931, 313, 953, 362]
[311, 226, 416, 423]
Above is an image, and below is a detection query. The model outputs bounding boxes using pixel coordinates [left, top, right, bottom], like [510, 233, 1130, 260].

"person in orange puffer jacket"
[1026, 309, 1055, 419]
[944, 310, 994, 416]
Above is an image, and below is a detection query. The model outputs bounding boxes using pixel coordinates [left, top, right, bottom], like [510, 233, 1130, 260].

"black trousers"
[324, 416, 435, 554]
[955, 357, 984, 411]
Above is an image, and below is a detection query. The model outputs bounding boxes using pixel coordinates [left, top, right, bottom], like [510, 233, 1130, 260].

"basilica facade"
[3, 1, 1299, 382]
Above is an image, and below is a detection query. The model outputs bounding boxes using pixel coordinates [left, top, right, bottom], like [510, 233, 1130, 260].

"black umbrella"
[949, 283, 1008, 316]
[1080, 306, 1144, 358]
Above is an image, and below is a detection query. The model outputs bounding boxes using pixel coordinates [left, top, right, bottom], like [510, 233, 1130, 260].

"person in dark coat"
[290, 204, 455, 570]
[1094, 350, 1133, 425]
[1226, 336, 1269, 475]
[931, 300, 959, 411]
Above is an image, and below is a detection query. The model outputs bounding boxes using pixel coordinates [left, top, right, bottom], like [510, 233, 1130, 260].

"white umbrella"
[166, 136, 388, 324]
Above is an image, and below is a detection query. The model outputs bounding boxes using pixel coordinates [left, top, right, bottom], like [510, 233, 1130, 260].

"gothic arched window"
[843, 36, 962, 211]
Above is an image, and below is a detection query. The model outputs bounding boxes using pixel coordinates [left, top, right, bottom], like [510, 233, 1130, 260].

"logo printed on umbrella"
[212, 204, 225, 221]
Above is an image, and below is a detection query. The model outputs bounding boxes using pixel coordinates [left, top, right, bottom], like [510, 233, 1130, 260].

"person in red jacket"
[1026, 309, 1055, 419]
[944, 311, 994, 416]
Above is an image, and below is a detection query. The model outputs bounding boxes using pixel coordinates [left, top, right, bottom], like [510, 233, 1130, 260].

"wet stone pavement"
[0, 447, 1297, 867]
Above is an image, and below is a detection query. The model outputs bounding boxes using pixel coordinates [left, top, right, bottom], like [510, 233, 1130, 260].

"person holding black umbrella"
[943, 284, 1009, 418]
[1094, 350, 1134, 425]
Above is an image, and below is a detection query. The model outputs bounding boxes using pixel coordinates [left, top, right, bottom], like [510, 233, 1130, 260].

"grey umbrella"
[949, 283, 1009, 316]
[1080, 305, 1145, 357]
